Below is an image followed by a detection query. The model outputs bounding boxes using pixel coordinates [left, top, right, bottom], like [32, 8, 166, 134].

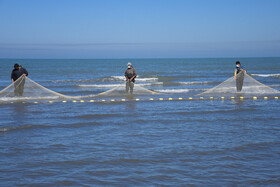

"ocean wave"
[156, 89, 190, 93]
[51, 76, 159, 83]
[0, 124, 46, 132]
[51, 79, 97, 83]
[251, 74, 280, 78]
[270, 84, 280, 87]
[0, 96, 62, 102]
[111, 76, 158, 82]
[78, 82, 163, 88]
[188, 88, 208, 91]
[178, 81, 216, 85]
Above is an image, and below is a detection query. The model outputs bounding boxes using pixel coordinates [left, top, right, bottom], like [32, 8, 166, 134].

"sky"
[0, 0, 280, 58]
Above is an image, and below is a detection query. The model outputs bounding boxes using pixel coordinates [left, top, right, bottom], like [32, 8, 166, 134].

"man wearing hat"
[124, 62, 137, 94]
[234, 61, 247, 92]
[11, 64, 28, 96]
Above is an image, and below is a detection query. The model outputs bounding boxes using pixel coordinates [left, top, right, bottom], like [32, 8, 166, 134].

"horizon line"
[1, 40, 280, 47]
[1, 56, 279, 60]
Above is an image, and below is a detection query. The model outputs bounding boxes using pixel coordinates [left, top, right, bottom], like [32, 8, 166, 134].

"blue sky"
[0, 0, 280, 58]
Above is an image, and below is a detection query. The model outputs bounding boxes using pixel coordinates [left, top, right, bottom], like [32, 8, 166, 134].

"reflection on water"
[125, 94, 136, 110]
[232, 98, 245, 108]
[125, 94, 135, 100]
[11, 103, 28, 120]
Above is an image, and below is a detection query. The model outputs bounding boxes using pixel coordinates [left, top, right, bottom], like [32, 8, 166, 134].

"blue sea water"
[0, 58, 280, 186]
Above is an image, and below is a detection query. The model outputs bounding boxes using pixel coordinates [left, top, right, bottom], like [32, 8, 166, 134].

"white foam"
[251, 74, 280, 77]
[0, 96, 62, 101]
[110, 76, 125, 81]
[79, 84, 123, 88]
[50, 76, 159, 83]
[137, 78, 158, 82]
[151, 82, 163, 85]
[270, 84, 280, 87]
[0, 127, 8, 132]
[111, 76, 158, 82]
[156, 89, 190, 93]
[188, 88, 208, 91]
[52, 79, 95, 83]
[178, 81, 214, 85]
[78, 82, 162, 88]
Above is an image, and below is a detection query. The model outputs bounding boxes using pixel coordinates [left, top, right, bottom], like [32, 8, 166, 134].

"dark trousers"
[126, 81, 134, 94]
[236, 72, 244, 92]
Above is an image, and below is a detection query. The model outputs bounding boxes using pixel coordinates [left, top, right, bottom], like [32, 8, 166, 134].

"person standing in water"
[11, 64, 28, 96]
[125, 62, 137, 94]
[234, 61, 246, 92]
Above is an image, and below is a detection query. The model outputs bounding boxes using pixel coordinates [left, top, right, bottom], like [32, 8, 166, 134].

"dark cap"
[236, 61, 240, 65]
[14, 63, 20, 68]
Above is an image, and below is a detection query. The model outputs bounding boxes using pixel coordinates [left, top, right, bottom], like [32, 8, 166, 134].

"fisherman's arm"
[234, 69, 237, 79]
[11, 72, 14, 82]
[23, 68, 28, 76]
[129, 75, 136, 81]
[125, 70, 128, 81]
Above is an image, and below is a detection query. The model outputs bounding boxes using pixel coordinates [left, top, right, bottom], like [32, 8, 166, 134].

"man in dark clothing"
[124, 62, 137, 94]
[234, 61, 247, 92]
[11, 64, 28, 96]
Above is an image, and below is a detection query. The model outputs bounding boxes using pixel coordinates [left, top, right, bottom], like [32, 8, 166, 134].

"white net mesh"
[0, 76, 159, 101]
[0, 75, 74, 101]
[198, 72, 280, 96]
[95, 81, 159, 98]
[3, 73, 276, 101]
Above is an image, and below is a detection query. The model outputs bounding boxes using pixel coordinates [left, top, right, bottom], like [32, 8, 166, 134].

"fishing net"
[198, 72, 280, 96]
[0, 75, 159, 101]
[0, 75, 74, 101]
[95, 81, 160, 98]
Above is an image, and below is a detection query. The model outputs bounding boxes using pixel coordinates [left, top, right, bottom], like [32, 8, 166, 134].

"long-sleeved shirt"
[11, 68, 28, 81]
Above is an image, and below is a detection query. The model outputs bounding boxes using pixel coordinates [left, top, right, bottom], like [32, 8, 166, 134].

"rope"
[0, 73, 278, 101]
[25, 77, 72, 98]
[197, 73, 280, 96]
[0, 75, 26, 97]
[245, 74, 280, 93]
[197, 76, 234, 96]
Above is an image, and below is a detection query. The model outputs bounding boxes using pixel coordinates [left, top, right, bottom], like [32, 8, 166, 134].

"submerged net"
[95, 81, 160, 98]
[198, 72, 280, 96]
[0, 75, 74, 101]
[0, 76, 159, 101]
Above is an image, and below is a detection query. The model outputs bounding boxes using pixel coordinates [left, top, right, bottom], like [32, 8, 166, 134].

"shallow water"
[1, 58, 280, 186]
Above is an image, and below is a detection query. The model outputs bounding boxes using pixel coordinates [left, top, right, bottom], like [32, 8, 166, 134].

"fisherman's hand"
[234, 76, 236, 80]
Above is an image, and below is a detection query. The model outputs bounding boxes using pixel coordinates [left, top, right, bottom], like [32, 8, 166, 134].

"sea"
[0, 57, 280, 186]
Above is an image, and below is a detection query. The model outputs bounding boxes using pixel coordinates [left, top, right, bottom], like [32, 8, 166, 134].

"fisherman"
[11, 64, 28, 96]
[125, 62, 137, 94]
[234, 61, 247, 92]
